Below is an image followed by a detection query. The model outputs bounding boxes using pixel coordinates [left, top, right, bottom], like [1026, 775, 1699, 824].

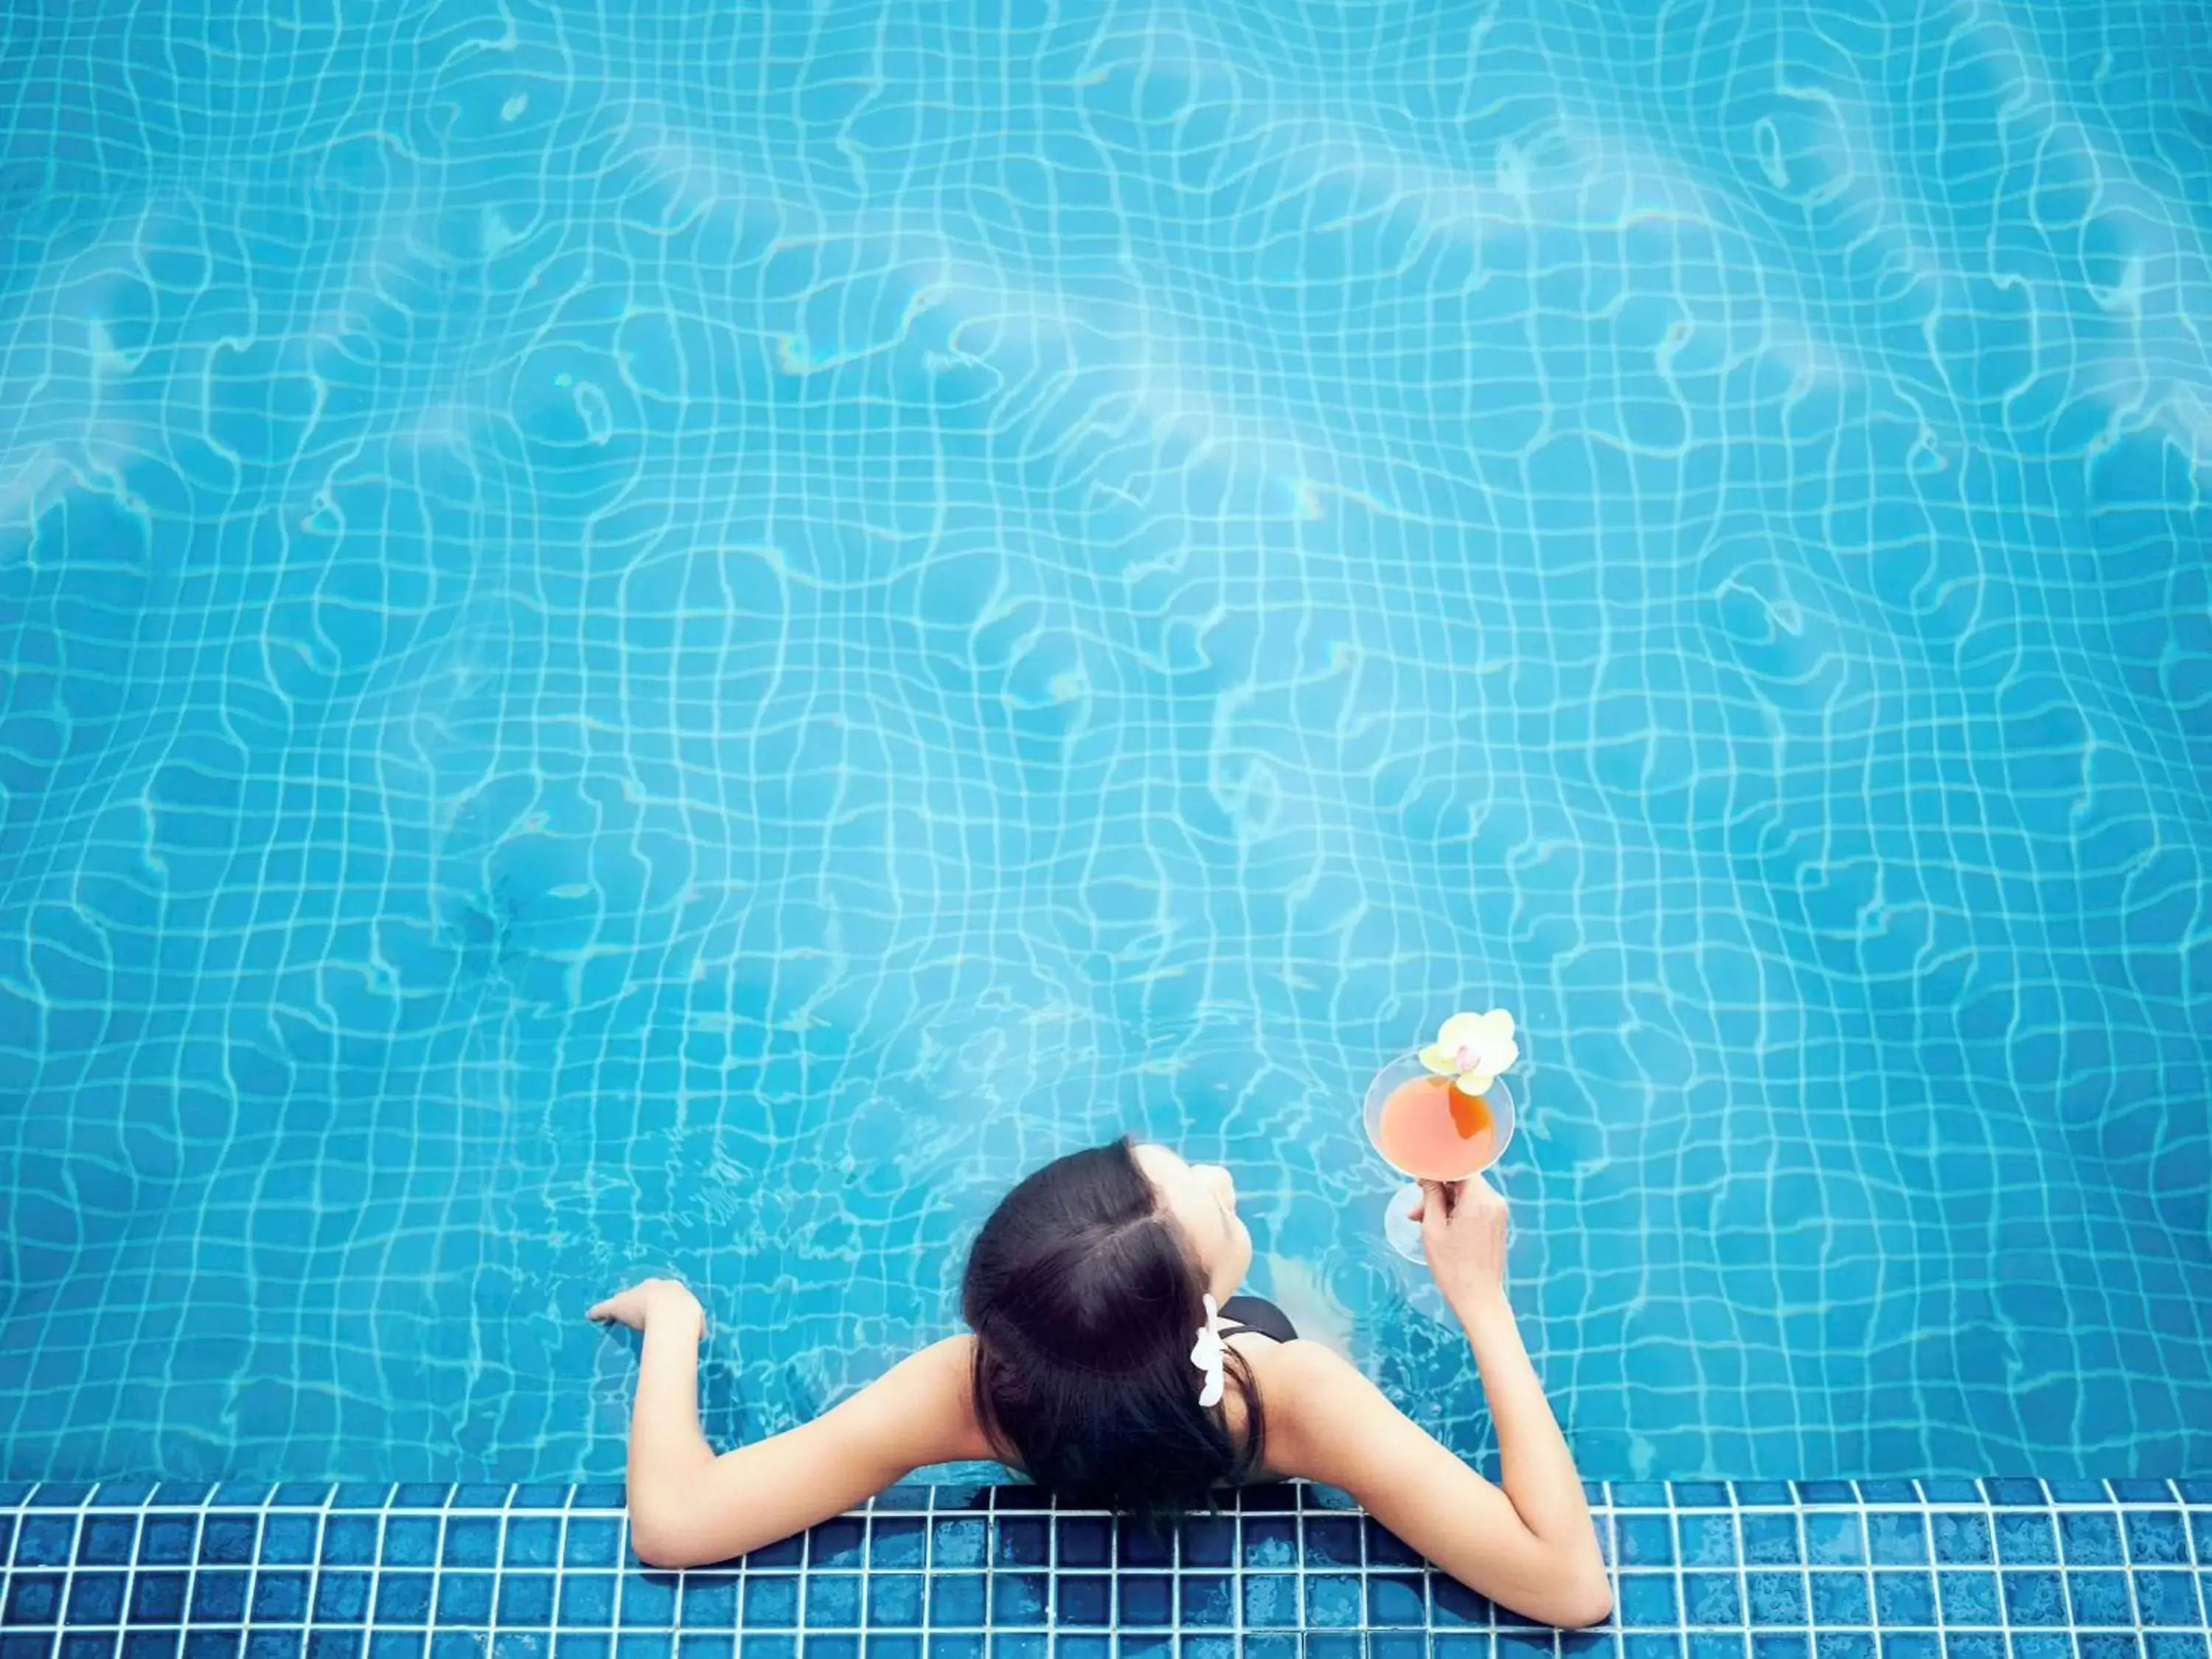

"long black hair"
[961, 1138, 1265, 1514]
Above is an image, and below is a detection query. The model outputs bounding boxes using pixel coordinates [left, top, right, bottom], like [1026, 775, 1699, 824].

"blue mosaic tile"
[131, 1580, 193, 1635]
[1745, 1573, 1809, 1627]
[1868, 1514, 1930, 1568]
[2010, 1635, 2073, 1659]
[142, 1519, 197, 1564]
[563, 1523, 622, 1571]
[2133, 1573, 2202, 1627]
[2130, 1516, 2194, 1568]
[2067, 1514, 2129, 1565]
[929, 1523, 984, 1572]
[16, 1517, 74, 1565]
[922, 1576, 980, 1628]
[559, 1576, 617, 1629]
[1744, 1517, 1805, 1567]
[1680, 1517, 1739, 1568]
[254, 1573, 314, 1625]
[1238, 1575, 1295, 1631]
[1241, 1519, 1298, 1571]
[1872, 1573, 1935, 1626]
[1365, 1523, 1424, 1573]
[67, 1575, 127, 1624]
[1997, 1514, 2060, 1565]
[435, 1576, 495, 1627]
[201, 1517, 260, 1565]
[2069, 1573, 2139, 1627]
[1619, 1517, 1677, 1568]
[1113, 1526, 1171, 1572]
[314, 1574, 374, 1624]
[1620, 1576, 1681, 1628]
[2002, 1570, 2069, 1627]
[1178, 1518, 1235, 1568]
[1683, 1574, 1743, 1627]
[1298, 1575, 1359, 1629]
[1807, 1574, 1871, 1627]
[1806, 1517, 1867, 1568]
[324, 1519, 380, 1568]
[1936, 1571, 1999, 1624]
[79, 1517, 136, 1565]
[373, 1576, 432, 1624]
[191, 1573, 248, 1623]
[445, 1522, 501, 1569]
[383, 1520, 441, 1570]
[1930, 1515, 1993, 1566]
[499, 1577, 557, 1629]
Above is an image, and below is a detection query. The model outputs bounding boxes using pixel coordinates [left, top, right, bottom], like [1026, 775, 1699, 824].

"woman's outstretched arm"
[588, 1279, 993, 1568]
[1251, 1178, 1610, 1628]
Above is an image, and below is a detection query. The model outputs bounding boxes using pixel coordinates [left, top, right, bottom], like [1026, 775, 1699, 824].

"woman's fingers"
[1418, 1179, 1461, 1224]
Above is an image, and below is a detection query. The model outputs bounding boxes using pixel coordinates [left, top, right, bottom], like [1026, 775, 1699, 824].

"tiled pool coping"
[2, 1481, 2208, 1659]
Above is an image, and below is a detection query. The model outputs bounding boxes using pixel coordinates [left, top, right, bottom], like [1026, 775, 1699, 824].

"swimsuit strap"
[1215, 1293, 1299, 1344]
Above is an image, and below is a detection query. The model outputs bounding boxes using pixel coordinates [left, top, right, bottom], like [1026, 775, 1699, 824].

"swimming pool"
[0, 0, 2207, 1486]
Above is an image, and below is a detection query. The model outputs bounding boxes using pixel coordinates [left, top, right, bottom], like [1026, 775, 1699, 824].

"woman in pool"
[588, 1140, 1611, 1628]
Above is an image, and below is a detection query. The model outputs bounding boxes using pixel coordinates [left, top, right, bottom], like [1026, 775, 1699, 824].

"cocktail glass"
[1362, 1048, 1517, 1262]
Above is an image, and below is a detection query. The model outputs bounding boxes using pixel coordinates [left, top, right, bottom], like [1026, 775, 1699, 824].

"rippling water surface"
[1, 0, 2209, 1480]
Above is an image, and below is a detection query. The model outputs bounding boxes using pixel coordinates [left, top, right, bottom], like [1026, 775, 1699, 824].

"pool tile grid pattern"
[2, 1481, 2209, 1658]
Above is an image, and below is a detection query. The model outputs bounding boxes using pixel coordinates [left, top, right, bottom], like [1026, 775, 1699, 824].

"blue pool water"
[1, 0, 2209, 1486]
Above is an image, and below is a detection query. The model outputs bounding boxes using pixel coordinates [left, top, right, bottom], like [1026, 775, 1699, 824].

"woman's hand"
[1410, 1173, 1509, 1318]
[588, 1278, 706, 1340]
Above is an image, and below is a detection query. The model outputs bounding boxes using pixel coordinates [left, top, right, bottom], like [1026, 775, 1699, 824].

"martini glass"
[1363, 1050, 1517, 1262]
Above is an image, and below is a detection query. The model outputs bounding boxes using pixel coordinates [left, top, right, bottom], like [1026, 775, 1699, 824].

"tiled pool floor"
[1, 1481, 2206, 1659]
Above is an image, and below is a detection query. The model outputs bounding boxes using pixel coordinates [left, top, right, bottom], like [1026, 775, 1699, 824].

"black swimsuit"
[1217, 1294, 1298, 1343]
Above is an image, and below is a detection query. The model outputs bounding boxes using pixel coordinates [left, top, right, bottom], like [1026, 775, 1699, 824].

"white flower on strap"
[1190, 1294, 1226, 1408]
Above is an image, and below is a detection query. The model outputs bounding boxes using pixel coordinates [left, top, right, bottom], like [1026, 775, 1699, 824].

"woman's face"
[1132, 1144, 1252, 1302]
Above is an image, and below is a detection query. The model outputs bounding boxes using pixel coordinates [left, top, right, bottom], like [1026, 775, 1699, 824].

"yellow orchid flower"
[1417, 1009, 1518, 1095]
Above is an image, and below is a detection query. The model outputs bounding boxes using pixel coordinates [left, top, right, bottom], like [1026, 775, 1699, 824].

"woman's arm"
[1252, 1179, 1610, 1629]
[588, 1279, 995, 1569]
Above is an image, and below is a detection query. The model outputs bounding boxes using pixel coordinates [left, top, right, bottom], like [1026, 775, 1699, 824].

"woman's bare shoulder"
[1227, 1334, 1366, 1465]
[911, 1334, 1001, 1467]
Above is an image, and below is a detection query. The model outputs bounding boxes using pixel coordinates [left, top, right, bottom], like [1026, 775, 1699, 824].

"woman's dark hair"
[961, 1138, 1264, 1515]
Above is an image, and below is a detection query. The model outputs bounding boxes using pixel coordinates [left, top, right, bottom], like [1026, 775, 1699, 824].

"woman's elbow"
[627, 1507, 718, 1572]
[1555, 1573, 1614, 1630]
[627, 1520, 689, 1571]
